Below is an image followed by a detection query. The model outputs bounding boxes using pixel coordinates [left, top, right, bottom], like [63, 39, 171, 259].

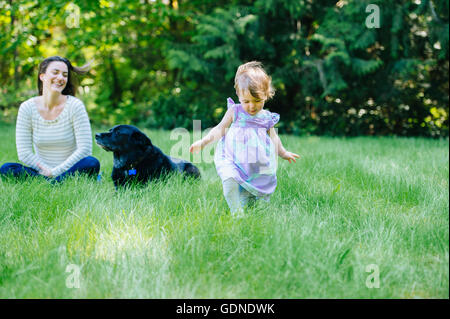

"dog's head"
[95, 125, 153, 169]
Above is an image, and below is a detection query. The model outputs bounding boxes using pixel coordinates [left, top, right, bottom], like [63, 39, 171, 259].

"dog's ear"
[132, 131, 152, 149]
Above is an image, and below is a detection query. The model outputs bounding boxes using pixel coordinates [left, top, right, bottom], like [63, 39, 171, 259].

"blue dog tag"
[128, 169, 137, 176]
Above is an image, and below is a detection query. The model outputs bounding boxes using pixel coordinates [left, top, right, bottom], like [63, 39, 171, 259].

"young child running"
[189, 61, 300, 216]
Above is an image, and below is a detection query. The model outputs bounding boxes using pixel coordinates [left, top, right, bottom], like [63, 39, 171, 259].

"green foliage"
[351, 58, 383, 76]
[0, 0, 448, 137]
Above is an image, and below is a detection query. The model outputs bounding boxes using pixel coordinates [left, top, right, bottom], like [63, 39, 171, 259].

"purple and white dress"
[214, 98, 280, 197]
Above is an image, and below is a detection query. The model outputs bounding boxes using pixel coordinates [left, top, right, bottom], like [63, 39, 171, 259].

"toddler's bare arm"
[190, 107, 234, 153]
[268, 127, 300, 163]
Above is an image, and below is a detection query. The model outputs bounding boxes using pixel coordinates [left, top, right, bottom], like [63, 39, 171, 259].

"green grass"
[0, 122, 448, 298]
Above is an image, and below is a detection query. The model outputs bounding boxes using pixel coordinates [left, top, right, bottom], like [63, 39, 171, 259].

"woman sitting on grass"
[0, 56, 100, 182]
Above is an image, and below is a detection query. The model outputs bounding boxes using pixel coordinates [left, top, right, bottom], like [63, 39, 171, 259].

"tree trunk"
[10, 0, 19, 89]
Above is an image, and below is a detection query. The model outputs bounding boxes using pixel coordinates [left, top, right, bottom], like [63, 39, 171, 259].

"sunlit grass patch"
[0, 122, 448, 298]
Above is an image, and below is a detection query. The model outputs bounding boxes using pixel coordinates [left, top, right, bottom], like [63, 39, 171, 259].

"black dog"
[95, 125, 200, 188]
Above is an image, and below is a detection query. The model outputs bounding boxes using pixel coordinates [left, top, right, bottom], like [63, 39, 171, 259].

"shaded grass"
[0, 122, 448, 298]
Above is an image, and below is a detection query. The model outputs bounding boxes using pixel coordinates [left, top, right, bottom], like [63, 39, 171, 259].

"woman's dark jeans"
[0, 156, 100, 183]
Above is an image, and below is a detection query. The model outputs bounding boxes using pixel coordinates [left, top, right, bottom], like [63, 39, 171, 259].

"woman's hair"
[37, 56, 91, 96]
[234, 61, 275, 100]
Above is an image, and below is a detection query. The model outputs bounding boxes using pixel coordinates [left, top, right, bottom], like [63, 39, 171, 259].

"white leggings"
[222, 178, 270, 213]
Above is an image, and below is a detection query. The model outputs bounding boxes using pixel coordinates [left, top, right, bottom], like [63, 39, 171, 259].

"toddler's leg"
[238, 186, 255, 208]
[258, 194, 271, 203]
[222, 178, 244, 215]
[241, 190, 271, 209]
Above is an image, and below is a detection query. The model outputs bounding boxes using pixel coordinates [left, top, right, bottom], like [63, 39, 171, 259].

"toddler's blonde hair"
[234, 61, 275, 100]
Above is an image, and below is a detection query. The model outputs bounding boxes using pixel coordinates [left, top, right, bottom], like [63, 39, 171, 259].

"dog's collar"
[123, 147, 153, 174]
[126, 168, 137, 176]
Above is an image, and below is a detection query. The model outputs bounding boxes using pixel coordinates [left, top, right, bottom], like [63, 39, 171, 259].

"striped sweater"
[16, 95, 93, 177]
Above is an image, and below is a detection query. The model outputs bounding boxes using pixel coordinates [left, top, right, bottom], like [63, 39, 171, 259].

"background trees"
[0, 0, 448, 137]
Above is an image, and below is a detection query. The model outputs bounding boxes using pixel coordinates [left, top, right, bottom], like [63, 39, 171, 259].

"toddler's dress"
[214, 98, 280, 199]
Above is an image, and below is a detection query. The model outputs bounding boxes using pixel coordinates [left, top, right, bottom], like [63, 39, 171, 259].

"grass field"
[0, 122, 448, 298]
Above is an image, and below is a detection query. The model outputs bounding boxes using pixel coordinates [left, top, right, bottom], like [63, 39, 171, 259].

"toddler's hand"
[281, 151, 300, 164]
[189, 140, 203, 154]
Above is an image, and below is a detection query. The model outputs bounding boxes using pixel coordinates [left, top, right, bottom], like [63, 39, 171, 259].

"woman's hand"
[37, 163, 53, 177]
[189, 140, 204, 154]
[281, 151, 300, 164]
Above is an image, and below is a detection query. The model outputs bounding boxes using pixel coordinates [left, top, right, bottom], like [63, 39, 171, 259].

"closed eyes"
[52, 70, 68, 77]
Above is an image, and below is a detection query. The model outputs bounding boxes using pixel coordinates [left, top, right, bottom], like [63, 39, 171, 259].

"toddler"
[190, 61, 299, 215]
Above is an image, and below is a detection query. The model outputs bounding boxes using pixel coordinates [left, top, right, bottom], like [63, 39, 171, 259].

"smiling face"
[39, 61, 69, 94]
[238, 89, 266, 116]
